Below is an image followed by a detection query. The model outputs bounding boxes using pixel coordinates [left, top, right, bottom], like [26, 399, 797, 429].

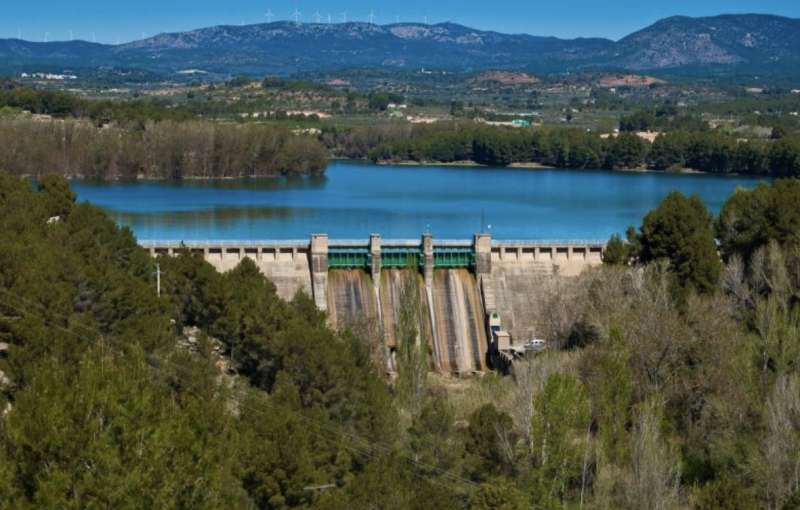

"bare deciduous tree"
[761, 374, 800, 509]
[624, 399, 681, 510]
[395, 267, 428, 419]
[510, 353, 573, 446]
[0, 118, 327, 179]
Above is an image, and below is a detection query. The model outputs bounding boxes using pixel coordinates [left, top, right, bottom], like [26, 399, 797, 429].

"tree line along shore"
[0, 85, 329, 180]
[357, 123, 800, 176]
[5, 117, 799, 180]
[2, 85, 799, 179]
[0, 118, 328, 180]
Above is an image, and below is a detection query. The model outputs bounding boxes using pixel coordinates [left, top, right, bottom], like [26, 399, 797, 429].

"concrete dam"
[142, 235, 604, 374]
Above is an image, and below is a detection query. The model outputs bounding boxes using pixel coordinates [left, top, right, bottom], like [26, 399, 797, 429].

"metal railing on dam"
[139, 238, 607, 248]
[140, 236, 605, 274]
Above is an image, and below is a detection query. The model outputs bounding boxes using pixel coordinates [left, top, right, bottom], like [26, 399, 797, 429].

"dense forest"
[0, 83, 194, 125]
[1, 171, 800, 508]
[0, 85, 328, 179]
[0, 119, 328, 179]
[358, 122, 800, 176]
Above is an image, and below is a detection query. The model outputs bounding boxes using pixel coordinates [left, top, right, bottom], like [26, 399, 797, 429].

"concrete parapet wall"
[144, 242, 313, 302]
[490, 242, 603, 277]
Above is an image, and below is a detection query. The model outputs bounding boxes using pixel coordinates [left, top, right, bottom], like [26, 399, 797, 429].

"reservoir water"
[72, 161, 768, 241]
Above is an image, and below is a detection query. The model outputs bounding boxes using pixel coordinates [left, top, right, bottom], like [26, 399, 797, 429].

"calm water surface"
[71, 161, 768, 241]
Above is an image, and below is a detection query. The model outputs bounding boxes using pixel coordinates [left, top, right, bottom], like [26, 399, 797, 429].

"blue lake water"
[71, 161, 768, 241]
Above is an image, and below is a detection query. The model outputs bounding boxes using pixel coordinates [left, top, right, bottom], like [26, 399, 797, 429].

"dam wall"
[143, 241, 312, 302]
[141, 235, 604, 374]
[490, 242, 604, 341]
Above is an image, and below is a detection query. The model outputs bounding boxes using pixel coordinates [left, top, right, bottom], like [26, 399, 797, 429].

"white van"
[525, 339, 547, 351]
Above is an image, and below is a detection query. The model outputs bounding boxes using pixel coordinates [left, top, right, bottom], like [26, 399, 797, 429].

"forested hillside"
[1, 173, 800, 508]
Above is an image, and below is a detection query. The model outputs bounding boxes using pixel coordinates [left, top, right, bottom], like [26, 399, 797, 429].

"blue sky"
[5, 0, 800, 44]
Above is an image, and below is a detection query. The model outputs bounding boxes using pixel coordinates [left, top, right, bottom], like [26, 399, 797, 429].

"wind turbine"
[291, 8, 301, 24]
[69, 29, 74, 41]
[424, 15, 429, 25]
[313, 11, 322, 23]
[327, 13, 332, 24]
[265, 9, 274, 22]
[341, 11, 347, 23]
[17, 28, 21, 40]
[368, 10, 376, 24]
[44, 32, 49, 43]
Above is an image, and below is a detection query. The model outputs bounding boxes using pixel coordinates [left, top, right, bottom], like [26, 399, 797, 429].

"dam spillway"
[378, 268, 431, 351]
[141, 234, 605, 374]
[326, 269, 378, 331]
[431, 269, 487, 373]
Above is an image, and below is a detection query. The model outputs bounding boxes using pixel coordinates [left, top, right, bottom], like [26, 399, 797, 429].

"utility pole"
[155, 262, 162, 297]
[304, 484, 336, 492]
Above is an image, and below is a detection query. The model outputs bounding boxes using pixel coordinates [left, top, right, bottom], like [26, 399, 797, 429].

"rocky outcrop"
[614, 14, 800, 70]
[178, 327, 236, 377]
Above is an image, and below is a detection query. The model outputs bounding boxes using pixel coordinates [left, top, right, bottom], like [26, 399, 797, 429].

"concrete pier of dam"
[141, 235, 605, 374]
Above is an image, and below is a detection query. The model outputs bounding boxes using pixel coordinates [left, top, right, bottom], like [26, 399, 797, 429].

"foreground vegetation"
[1, 171, 800, 508]
[0, 173, 406, 507]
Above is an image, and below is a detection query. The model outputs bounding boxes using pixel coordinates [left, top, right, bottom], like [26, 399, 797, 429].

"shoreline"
[27, 160, 760, 183]
[375, 159, 484, 168]
[40, 171, 326, 183]
[372, 159, 718, 175]
[375, 159, 559, 170]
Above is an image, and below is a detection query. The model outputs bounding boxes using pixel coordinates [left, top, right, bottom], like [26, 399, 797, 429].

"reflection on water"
[111, 206, 314, 228]
[81, 173, 329, 192]
[108, 206, 317, 241]
[72, 161, 769, 241]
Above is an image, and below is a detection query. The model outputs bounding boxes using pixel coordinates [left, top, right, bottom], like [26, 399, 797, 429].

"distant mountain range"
[1, 14, 799, 77]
